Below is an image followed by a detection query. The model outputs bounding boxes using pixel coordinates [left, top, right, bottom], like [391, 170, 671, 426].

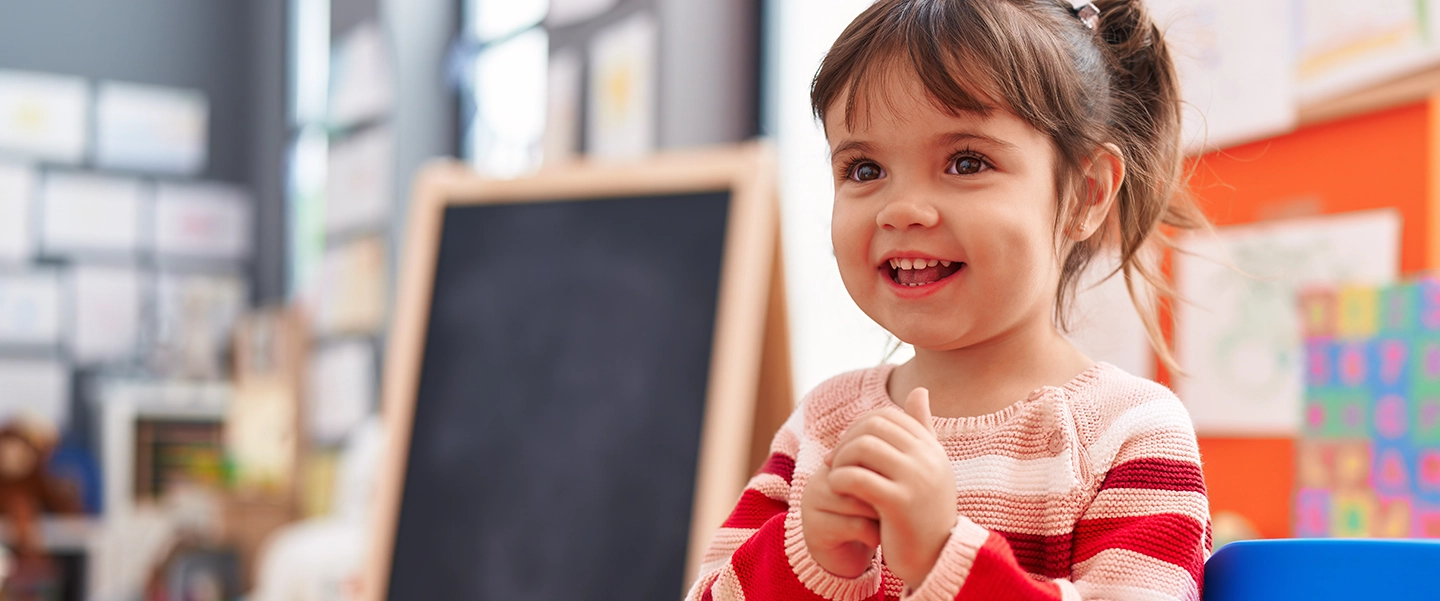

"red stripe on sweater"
[730, 514, 886, 601]
[759, 453, 797, 483]
[955, 532, 1063, 601]
[700, 585, 714, 601]
[1100, 458, 1206, 493]
[721, 489, 789, 530]
[1073, 513, 1206, 584]
[989, 529, 1073, 579]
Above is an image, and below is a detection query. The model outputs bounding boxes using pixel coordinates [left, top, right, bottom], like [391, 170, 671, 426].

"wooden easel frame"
[363, 142, 790, 601]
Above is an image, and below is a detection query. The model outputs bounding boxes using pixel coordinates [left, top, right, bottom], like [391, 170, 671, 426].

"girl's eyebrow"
[830, 139, 876, 159]
[937, 131, 1019, 152]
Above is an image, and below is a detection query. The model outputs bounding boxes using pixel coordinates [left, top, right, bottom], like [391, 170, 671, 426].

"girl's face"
[826, 71, 1067, 352]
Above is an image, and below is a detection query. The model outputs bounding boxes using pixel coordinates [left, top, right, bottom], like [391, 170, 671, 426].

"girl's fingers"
[829, 433, 917, 482]
[904, 387, 936, 435]
[822, 512, 881, 548]
[834, 412, 924, 459]
[827, 465, 904, 513]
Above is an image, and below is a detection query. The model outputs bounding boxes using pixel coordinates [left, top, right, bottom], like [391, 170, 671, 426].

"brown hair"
[811, 0, 1210, 374]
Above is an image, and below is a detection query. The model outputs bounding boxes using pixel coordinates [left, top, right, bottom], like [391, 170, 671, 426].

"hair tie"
[1068, 1, 1100, 30]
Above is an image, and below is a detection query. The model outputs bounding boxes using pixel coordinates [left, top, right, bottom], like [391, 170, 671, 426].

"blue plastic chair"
[1203, 539, 1440, 600]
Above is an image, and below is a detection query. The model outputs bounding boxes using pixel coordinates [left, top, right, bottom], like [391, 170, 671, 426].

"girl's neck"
[886, 316, 1094, 419]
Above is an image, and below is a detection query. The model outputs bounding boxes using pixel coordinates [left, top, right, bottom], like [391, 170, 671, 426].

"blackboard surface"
[386, 191, 731, 601]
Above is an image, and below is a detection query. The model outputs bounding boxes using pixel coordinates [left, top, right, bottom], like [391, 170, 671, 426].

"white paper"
[1295, 0, 1437, 104]
[547, 0, 618, 28]
[154, 273, 248, 378]
[1175, 209, 1401, 435]
[325, 125, 393, 234]
[94, 81, 208, 175]
[543, 49, 583, 166]
[0, 359, 70, 428]
[0, 162, 34, 262]
[471, 28, 548, 178]
[153, 182, 252, 260]
[312, 237, 387, 335]
[307, 340, 375, 444]
[41, 172, 145, 256]
[329, 22, 395, 128]
[588, 12, 657, 160]
[1064, 250, 1155, 379]
[71, 266, 143, 364]
[0, 70, 88, 163]
[1150, 0, 1297, 151]
[0, 270, 63, 346]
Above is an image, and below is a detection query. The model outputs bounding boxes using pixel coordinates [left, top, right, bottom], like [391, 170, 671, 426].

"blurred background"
[0, 0, 1436, 600]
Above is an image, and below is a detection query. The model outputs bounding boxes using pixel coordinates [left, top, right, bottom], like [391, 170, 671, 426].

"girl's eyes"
[847, 161, 884, 182]
[947, 154, 990, 175]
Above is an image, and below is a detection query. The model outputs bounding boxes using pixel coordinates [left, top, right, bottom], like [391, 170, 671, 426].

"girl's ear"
[1066, 143, 1125, 242]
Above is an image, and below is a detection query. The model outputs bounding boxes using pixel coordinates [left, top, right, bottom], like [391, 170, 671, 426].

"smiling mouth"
[887, 258, 964, 287]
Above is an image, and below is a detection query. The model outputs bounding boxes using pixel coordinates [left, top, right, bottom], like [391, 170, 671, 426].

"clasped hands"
[800, 388, 957, 590]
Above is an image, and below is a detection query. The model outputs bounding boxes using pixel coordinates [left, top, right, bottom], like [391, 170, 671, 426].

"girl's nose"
[876, 194, 940, 230]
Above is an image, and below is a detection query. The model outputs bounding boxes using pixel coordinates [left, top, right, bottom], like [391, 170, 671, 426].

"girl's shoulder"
[1071, 363, 1199, 460]
[791, 364, 896, 441]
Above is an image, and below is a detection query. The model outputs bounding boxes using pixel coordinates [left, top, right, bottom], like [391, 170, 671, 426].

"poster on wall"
[1065, 249, 1155, 379]
[1148, 0, 1296, 151]
[1294, 279, 1440, 539]
[329, 22, 394, 128]
[41, 172, 145, 257]
[0, 359, 70, 428]
[153, 182, 252, 261]
[587, 11, 657, 160]
[94, 81, 209, 175]
[1295, 0, 1440, 104]
[70, 265, 144, 364]
[0, 162, 34, 262]
[1175, 209, 1401, 435]
[0, 270, 63, 347]
[307, 340, 374, 444]
[0, 70, 87, 164]
[325, 125, 393, 234]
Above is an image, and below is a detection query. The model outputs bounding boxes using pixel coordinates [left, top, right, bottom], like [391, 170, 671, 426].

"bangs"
[813, 0, 1098, 147]
[824, 3, 1005, 131]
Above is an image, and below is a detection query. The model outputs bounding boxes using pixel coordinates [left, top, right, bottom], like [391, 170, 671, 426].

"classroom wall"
[0, 0, 291, 303]
[1185, 101, 1433, 539]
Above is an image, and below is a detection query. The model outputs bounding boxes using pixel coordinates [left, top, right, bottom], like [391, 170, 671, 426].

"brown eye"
[950, 156, 986, 175]
[850, 162, 883, 182]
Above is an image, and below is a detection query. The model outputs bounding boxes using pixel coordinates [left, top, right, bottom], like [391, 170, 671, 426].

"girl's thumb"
[904, 387, 934, 432]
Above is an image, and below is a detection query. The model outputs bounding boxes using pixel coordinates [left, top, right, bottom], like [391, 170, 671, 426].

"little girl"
[687, 1, 1211, 600]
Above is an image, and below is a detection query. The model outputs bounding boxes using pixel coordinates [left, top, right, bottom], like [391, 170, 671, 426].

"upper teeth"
[890, 258, 950, 269]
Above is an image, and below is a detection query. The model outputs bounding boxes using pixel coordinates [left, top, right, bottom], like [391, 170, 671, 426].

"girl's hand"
[825, 388, 956, 589]
[800, 461, 882, 578]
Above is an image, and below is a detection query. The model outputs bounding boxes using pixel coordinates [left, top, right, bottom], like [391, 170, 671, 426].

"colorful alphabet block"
[1298, 279, 1440, 539]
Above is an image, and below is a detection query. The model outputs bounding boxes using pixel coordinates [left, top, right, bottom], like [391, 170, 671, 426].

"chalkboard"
[368, 145, 782, 601]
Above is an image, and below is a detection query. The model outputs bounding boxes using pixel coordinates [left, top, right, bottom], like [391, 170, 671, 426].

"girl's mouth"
[886, 257, 964, 287]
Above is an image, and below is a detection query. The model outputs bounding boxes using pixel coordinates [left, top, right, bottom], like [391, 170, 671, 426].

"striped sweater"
[687, 362, 1211, 601]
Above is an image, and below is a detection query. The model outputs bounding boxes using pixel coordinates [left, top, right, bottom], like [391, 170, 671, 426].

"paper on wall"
[312, 237, 387, 335]
[0, 359, 70, 428]
[307, 340, 375, 444]
[71, 266, 144, 364]
[1295, 0, 1437, 105]
[41, 172, 145, 256]
[325, 125, 393, 234]
[588, 11, 657, 160]
[329, 22, 395, 128]
[1149, 0, 1297, 152]
[471, 0, 547, 40]
[153, 273, 248, 379]
[94, 81, 209, 175]
[0, 270, 63, 347]
[0, 162, 34, 262]
[153, 182, 252, 260]
[0, 70, 87, 163]
[1175, 209, 1401, 435]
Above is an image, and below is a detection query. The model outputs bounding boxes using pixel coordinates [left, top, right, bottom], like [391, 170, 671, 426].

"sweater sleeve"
[685, 405, 892, 601]
[901, 400, 1212, 601]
